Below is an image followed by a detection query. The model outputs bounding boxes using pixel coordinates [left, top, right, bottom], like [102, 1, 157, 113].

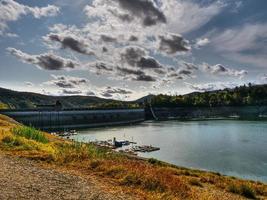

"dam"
[0, 103, 145, 130]
[0, 102, 266, 131]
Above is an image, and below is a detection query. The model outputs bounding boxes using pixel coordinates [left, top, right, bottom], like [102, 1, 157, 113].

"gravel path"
[0, 153, 133, 200]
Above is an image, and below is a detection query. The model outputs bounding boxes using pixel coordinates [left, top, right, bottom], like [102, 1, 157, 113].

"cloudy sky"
[0, 0, 267, 100]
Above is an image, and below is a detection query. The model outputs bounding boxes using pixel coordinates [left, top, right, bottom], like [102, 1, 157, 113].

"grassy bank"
[0, 114, 266, 200]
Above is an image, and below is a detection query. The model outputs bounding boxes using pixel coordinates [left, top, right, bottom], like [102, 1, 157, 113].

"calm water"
[71, 120, 267, 183]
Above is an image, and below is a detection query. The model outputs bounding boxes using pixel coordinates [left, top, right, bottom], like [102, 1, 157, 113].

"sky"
[0, 0, 267, 100]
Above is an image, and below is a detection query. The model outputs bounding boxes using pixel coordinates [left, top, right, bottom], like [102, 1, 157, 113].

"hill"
[150, 84, 267, 107]
[0, 87, 119, 109]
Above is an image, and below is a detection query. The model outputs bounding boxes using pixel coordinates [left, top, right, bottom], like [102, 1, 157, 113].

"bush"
[105, 166, 125, 178]
[148, 158, 162, 165]
[90, 160, 102, 169]
[12, 126, 48, 144]
[122, 173, 142, 186]
[2, 135, 22, 146]
[228, 184, 256, 199]
[239, 184, 256, 199]
[189, 179, 203, 187]
[228, 184, 239, 194]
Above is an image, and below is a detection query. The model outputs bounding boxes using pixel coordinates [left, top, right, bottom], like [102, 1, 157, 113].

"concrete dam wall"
[1, 105, 266, 131]
[0, 108, 145, 130]
[148, 106, 267, 120]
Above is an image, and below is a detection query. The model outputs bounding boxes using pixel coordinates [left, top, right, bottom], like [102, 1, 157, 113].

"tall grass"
[12, 126, 49, 144]
[228, 183, 256, 199]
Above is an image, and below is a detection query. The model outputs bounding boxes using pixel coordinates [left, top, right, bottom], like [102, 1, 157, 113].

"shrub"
[105, 166, 125, 178]
[228, 183, 256, 199]
[228, 184, 239, 194]
[148, 158, 162, 165]
[122, 173, 142, 186]
[12, 126, 48, 144]
[189, 178, 203, 187]
[239, 184, 256, 199]
[90, 160, 102, 169]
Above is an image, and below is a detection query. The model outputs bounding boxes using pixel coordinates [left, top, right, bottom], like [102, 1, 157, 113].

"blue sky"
[0, 0, 267, 100]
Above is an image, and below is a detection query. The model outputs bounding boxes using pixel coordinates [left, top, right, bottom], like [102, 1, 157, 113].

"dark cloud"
[120, 46, 146, 66]
[101, 92, 113, 98]
[100, 35, 117, 42]
[37, 54, 76, 70]
[117, 66, 156, 82]
[158, 34, 190, 54]
[203, 63, 248, 78]
[107, 8, 134, 22]
[102, 86, 133, 95]
[86, 91, 96, 96]
[46, 75, 88, 88]
[101, 86, 132, 99]
[24, 82, 34, 86]
[47, 34, 94, 55]
[7, 47, 78, 70]
[167, 72, 183, 79]
[88, 62, 114, 74]
[62, 89, 82, 95]
[54, 81, 74, 88]
[134, 73, 157, 82]
[120, 46, 163, 69]
[183, 62, 198, 70]
[102, 47, 108, 52]
[137, 56, 163, 69]
[116, 0, 166, 26]
[178, 69, 192, 76]
[129, 35, 138, 42]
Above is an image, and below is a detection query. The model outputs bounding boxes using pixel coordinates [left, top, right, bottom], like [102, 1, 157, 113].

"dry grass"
[0, 114, 266, 200]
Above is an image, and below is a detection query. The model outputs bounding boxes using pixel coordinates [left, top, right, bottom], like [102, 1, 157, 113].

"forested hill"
[150, 84, 267, 107]
[0, 87, 139, 109]
[1, 84, 267, 109]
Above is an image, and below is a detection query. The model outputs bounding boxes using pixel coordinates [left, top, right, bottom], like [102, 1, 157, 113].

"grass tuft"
[12, 126, 48, 144]
[228, 183, 256, 199]
[239, 184, 256, 199]
[148, 158, 163, 166]
[189, 178, 203, 187]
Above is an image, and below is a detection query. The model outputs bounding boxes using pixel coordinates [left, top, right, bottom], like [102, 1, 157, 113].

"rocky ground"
[0, 153, 134, 200]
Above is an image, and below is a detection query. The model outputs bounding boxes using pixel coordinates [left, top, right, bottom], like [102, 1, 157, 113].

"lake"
[71, 120, 267, 183]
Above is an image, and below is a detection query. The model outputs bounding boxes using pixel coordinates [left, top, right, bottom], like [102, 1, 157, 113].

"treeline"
[89, 101, 141, 109]
[150, 84, 267, 107]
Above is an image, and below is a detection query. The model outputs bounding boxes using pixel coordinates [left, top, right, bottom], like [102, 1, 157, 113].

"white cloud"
[211, 23, 267, 68]
[202, 63, 248, 78]
[195, 38, 210, 48]
[0, 0, 60, 35]
[161, 0, 224, 34]
[185, 81, 240, 92]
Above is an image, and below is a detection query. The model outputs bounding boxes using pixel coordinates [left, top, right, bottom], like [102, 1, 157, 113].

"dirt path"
[0, 153, 134, 200]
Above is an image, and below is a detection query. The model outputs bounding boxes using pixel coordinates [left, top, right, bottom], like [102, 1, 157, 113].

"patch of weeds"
[122, 173, 142, 186]
[142, 176, 164, 192]
[228, 184, 256, 199]
[239, 184, 256, 199]
[148, 158, 162, 166]
[105, 166, 126, 178]
[189, 178, 203, 187]
[12, 126, 48, 144]
[90, 160, 102, 169]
